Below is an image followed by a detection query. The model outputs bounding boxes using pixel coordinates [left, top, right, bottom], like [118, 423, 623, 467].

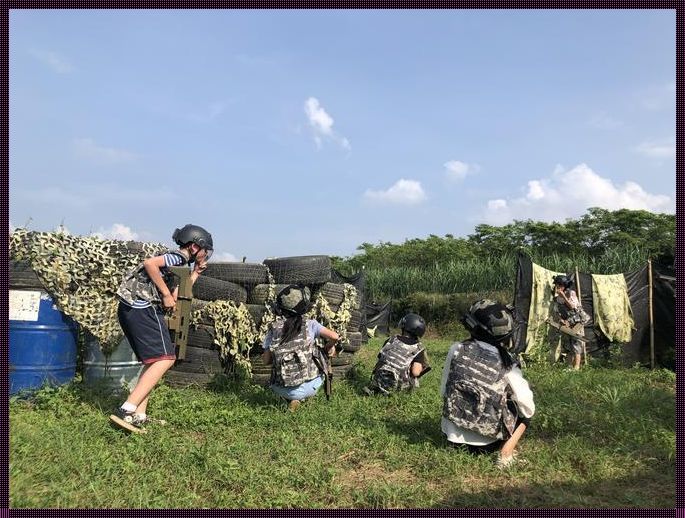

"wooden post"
[575, 267, 588, 366]
[648, 258, 655, 369]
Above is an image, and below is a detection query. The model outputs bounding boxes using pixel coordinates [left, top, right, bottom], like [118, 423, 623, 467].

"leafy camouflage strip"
[9, 229, 166, 353]
[443, 340, 516, 440]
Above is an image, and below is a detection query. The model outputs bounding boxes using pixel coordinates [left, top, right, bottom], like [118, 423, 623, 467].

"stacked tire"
[247, 257, 366, 386]
[170, 261, 269, 387]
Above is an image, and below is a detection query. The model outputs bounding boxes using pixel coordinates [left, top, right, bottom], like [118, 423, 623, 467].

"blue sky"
[10, 10, 675, 262]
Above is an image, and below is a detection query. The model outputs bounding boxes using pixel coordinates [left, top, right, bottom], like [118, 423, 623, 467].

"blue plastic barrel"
[9, 290, 78, 395]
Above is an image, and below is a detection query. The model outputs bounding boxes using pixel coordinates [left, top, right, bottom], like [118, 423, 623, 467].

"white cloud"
[304, 97, 350, 150]
[363, 179, 427, 205]
[588, 111, 623, 130]
[92, 223, 140, 241]
[73, 138, 139, 164]
[482, 163, 674, 225]
[635, 137, 675, 159]
[29, 49, 73, 73]
[213, 251, 238, 262]
[444, 160, 479, 181]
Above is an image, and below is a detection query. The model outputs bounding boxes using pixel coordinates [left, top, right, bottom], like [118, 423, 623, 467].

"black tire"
[187, 324, 216, 349]
[348, 309, 362, 329]
[204, 262, 268, 287]
[251, 372, 271, 386]
[246, 303, 268, 325]
[341, 332, 362, 352]
[10, 261, 44, 290]
[193, 276, 247, 303]
[330, 352, 355, 367]
[164, 369, 213, 388]
[317, 282, 345, 306]
[248, 284, 289, 305]
[174, 346, 223, 374]
[263, 256, 331, 285]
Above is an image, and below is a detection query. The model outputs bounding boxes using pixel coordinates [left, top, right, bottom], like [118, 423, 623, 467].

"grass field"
[10, 337, 675, 509]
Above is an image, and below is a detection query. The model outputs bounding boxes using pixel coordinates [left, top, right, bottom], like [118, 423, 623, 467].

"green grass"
[10, 337, 675, 508]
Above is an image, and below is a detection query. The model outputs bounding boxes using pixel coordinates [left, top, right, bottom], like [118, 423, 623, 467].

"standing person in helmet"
[363, 312, 430, 395]
[441, 300, 535, 468]
[262, 284, 340, 411]
[551, 275, 590, 371]
[110, 224, 213, 433]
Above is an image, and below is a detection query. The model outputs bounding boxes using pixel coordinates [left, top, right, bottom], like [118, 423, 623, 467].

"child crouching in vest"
[363, 312, 430, 395]
[441, 299, 535, 468]
[109, 224, 213, 434]
[262, 284, 339, 411]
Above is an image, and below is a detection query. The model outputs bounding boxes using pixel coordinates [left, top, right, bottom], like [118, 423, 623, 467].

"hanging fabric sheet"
[526, 263, 565, 353]
[591, 273, 635, 343]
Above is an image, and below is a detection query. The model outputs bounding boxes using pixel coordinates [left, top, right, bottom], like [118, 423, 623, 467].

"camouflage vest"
[554, 290, 591, 326]
[442, 339, 517, 440]
[270, 319, 323, 387]
[371, 336, 424, 394]
[117, 250, 187, 306]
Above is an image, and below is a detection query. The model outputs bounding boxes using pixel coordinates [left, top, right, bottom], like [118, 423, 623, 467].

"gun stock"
[165, 266, 193, 360]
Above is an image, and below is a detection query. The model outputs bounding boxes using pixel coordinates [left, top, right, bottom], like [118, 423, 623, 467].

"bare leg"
[499, 422, 528, 461]
[124, 359, 175, 409]
[573, 353, 582, 370]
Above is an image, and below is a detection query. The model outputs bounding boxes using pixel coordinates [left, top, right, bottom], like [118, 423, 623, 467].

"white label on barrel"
[9, 290, 41, 321]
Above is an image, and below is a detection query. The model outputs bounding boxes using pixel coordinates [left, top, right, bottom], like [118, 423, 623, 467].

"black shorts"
[117, 302, 176, 364]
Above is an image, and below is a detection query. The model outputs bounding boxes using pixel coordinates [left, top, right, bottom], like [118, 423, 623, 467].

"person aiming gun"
[551, 275, 590, 371]
[261, 284, 339, 411]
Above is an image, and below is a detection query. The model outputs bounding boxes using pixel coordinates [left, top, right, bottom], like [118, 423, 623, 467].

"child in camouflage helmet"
[363, 312, 430, 396]
[262, 284, 340, 411]
[109, 224, 213, 434]
[441, 299, 535, 468]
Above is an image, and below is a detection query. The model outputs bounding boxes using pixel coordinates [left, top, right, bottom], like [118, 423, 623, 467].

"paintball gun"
[545, 317, 588, 343]
[165, 266, 193, 360]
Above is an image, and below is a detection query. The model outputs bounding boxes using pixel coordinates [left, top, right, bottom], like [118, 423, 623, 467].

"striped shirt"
[126, 253, 187, 309]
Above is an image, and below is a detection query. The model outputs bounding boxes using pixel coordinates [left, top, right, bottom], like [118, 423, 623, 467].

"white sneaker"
[496, 452, 517, 469]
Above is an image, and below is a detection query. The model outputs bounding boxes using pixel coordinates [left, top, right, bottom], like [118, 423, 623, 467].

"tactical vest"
[554, 290, 591, 326]
[442, 339, 517, 440]
[371, 336, 425, 394]
[117, 250, 187, 306]
[269, 319, 323, 387]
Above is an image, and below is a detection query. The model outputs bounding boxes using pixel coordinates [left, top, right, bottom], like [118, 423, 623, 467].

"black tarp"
[623, 263, 675, 367]
[513, 253, 675, 367]
[365, 301, 392, 337]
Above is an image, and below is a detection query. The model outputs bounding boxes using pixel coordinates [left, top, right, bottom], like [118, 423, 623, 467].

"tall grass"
[365, 247, 650, 301]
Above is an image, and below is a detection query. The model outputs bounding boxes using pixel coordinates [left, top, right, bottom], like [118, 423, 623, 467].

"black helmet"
[276, 284, 311, 316]
[461, 299, 516, 343]
[399, 312, 426, 338]
[553, 275, 572, 288]
[172, 224, 214, 251]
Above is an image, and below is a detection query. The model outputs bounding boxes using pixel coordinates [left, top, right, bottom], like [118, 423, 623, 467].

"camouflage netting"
[9, 229, 166, 353]
[10, 228, 360, 376]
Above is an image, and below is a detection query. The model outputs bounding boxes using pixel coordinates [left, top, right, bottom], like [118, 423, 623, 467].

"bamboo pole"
[575, 267, 588, 366]
[648, 258, 655, 369]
